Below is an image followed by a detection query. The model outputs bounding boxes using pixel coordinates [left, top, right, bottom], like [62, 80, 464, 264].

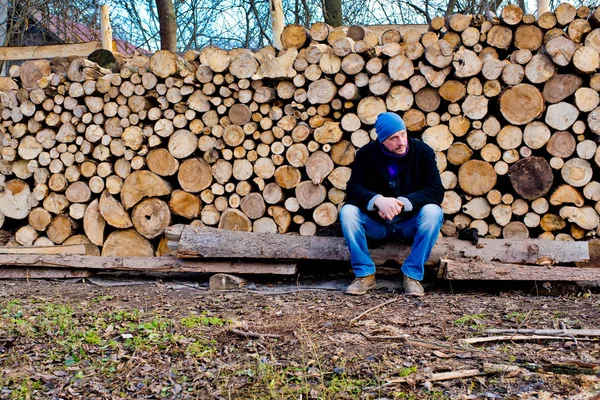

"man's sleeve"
[403, 146, 444, 211]
[346, 148, 381, 211]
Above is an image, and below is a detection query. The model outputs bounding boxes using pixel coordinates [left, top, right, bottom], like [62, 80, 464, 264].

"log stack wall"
[1, 3, 600, 255]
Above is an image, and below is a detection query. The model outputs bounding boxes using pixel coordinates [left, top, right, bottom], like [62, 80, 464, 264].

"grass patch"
[454, 313, 485, 330]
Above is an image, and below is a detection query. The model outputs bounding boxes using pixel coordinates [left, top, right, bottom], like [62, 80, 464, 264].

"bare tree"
[323, 0, 342, 26]
[156, 0, 177, 51]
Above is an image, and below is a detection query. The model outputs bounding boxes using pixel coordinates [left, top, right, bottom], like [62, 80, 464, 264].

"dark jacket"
[346, 137, 444, 219]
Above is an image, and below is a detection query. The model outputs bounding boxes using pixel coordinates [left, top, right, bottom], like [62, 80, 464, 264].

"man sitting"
[340, 112, 445, 296]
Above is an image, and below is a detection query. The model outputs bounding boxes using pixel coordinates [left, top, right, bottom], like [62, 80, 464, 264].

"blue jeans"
[340, 203, 444, 280]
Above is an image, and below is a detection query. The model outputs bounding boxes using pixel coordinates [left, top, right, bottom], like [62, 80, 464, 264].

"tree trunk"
[323, 0, 342, 27]
[156, 0, 177, 51]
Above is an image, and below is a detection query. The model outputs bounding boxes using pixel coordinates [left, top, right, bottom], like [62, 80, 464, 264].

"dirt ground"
[1, 271, 600, 400]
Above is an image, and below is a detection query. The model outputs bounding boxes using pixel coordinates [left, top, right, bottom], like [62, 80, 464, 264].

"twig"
[460, 335, 595, 344]
[509, 306, 534, 341]
[368, 363, 523, 390]
[350, 298, 401, 323]
[361, 332, 472, 353]
[485, 329, 600, 337]
[229, 328, 281, 339]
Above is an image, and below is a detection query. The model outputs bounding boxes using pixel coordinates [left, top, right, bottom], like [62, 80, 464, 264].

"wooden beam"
[0, 254, 297, 275]
[175, 226, 589, 265]
[0, 268, 92, 279]
[100, 5, 113, 52]
[441, 259, 600, 281]
[0, 243, 96, 255]
[0, 42, 102, 61]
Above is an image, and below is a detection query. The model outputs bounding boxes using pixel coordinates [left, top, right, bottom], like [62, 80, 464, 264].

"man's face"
[382, 130, 408, 155]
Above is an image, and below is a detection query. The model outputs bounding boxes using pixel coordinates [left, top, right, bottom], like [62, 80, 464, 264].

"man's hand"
[374, 196, 404, 220]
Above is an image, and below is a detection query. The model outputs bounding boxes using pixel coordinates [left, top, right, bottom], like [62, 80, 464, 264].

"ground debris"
[0, 279, 599, 399]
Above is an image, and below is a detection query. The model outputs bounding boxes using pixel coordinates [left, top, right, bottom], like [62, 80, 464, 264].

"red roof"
[32, 11, 147, 55]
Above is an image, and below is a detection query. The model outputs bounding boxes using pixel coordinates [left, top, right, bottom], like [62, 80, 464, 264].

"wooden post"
[0, 0, 8, 75]
[270, 0, 284, 50]
[100, 4, 113, 51]
[537, 0, 549, 17]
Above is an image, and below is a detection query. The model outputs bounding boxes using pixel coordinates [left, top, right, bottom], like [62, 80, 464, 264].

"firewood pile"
[0, 3, 599, 256]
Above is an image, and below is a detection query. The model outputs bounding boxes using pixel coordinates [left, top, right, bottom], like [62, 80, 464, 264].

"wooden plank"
[176, 226, 589, 264]
[0, 268, 93, 279]
[0, 244, 95, 255]
[576, 239, 600, 268]
[0, 42, 102, 61]
[442, 259, 600, 281]
[0, 254, 297, 275]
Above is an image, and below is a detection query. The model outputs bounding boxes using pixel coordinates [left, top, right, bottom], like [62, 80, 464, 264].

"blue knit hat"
[375, 112, 406, 143]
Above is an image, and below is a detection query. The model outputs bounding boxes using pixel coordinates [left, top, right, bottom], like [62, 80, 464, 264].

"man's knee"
[340, 204, 362, 228]
[418, 204, 444, 230]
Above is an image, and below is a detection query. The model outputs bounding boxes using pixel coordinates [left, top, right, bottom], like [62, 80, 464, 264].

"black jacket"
[346, 137, 444, 219]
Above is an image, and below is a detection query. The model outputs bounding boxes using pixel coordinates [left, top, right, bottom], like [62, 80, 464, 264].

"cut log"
[218, 208, 252, 231]
[176, 226, 588, 264]
[422, 125, 453, 151]
[487, 25, 513, 50]
[281, 24, 310, 49]
[546, 131, 576, 158]
[150, 50, 191, 79]
[499, 84, 544, 125]
[146, 148, 179, 176]
[573, 46, 600, 74]
[306, 79, 337, 104]
[458, 160, 497, 196]
[514, 25, 543, 51]
[101, 229, 154, 257]
[415, 87, 441, 112]
[121, 170, 172, 210]
[545, 36, 577, 67]
[523, 122, 550, 149]
[295, 181, 327, 209]
[439, 80, 466, 103]
[178, 158, 212, 193]
[0, 179, 31, 220]
[388, 55, 414, 81]
[442, 259, 600, 281]
[524, 54, 555, 83]
[545, 102, 579, 130]
[543, 74, 583, 104]
[453, 47, 482, 78]
[550, 185, 585, 207]
[99, 190, 133, 229]
[47, 214, 72, 244]
[67, 58, 111, 82]
[575, 87, 600, 112]
[540, 214, 566, 232]
[561, 158, 593, 187]
[313, 202, 337, 226]
[240, 192, 266, 220]
[502, 221, 529, 239]
[508, 157, 553, 200]
[559, 206, 600, 230]
[305, 151, 334, 185]
[83, 199, 105, 246]
[130, 198, 171, 239]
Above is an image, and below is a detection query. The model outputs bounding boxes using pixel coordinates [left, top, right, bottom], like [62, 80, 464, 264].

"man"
[340, 112, 444, 296]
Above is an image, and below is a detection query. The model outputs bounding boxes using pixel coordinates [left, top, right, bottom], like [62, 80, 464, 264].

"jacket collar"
[374, 136, 415, 180]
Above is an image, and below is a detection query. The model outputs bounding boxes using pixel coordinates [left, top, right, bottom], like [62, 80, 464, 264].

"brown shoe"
[345, 274, 376, 295]
[403, 275, 424, 297]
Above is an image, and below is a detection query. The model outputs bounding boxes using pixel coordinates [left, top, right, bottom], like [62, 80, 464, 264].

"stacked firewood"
[0, 3, 599, 256]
